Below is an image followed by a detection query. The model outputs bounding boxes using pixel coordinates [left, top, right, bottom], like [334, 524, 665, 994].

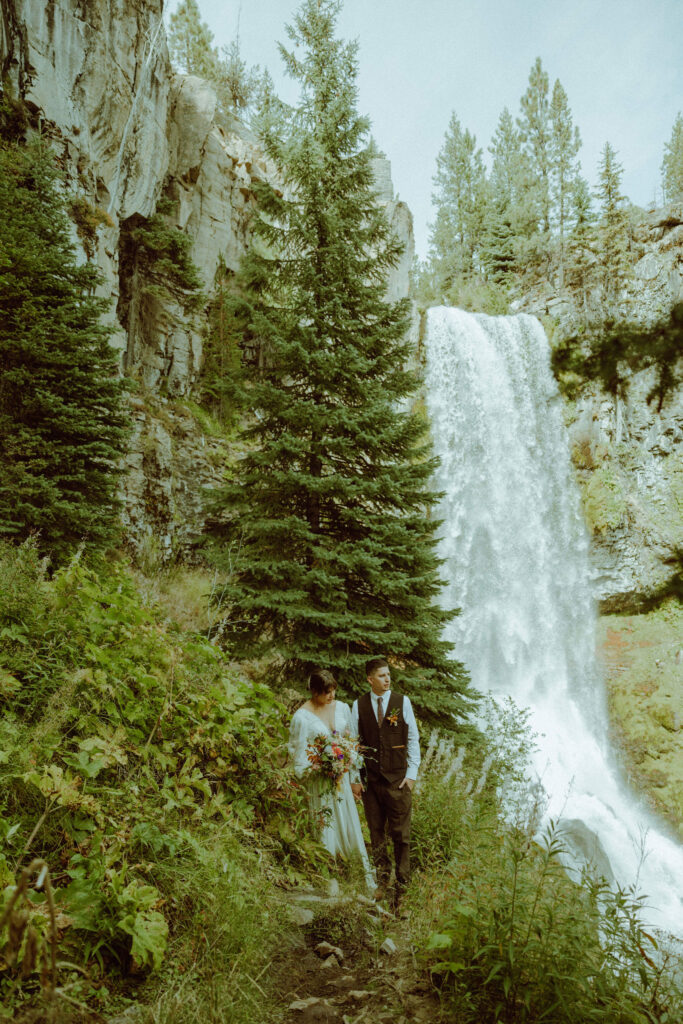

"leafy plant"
[0, 545, 327, 1020]
[409, 706, 683, 1024]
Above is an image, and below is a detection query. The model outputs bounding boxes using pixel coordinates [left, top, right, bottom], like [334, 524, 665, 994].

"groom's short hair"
[365, 656, 388, 676]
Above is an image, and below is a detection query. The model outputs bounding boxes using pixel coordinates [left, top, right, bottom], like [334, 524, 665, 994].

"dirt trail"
[277, 892, 443, 1024]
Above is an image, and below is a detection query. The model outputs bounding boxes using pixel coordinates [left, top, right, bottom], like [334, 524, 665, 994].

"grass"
[404, 714, 683, 1024]
[3, 543, 681, 1024]
[0, 541, 325, 1023]
[132, 562, 225, 635]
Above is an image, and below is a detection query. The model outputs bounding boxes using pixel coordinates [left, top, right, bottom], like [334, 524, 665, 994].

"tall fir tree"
[595, 142, 631, 315]
[0, 142, 130, 562]
[661, 112, 683, 203]
[549, 79, 582, 286]
[518, 57, 552, 238]
[483, 107, 536, 282]
[488, 108, 523, 213]
[167, 0, 217, 80]
[564, 175, 597, 317]
[168, 0, 260, 120]
[208, 0, 472, 725]
[429, 112, 488, 294]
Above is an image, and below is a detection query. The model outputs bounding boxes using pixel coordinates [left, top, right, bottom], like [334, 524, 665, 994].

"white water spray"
[424, 306, 683, 937]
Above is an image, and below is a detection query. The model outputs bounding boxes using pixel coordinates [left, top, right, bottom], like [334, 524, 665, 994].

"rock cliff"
[1, 0, 415, 560]
[517, 206, 683, 611]
[5, 2, 676, 609]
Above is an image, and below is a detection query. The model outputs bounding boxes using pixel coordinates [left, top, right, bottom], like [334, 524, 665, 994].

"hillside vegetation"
[0, 539, 329, 1022]
[1, 2, 682, 1021]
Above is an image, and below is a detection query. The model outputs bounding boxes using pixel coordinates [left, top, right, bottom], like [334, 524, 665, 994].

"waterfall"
[424, 306, 683, 937]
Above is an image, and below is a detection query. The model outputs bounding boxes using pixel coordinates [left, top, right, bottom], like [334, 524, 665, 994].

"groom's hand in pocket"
[351, 783, 363, 801]
[398, 777, 414, 791]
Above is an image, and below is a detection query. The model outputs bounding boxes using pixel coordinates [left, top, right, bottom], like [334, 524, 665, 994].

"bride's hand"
[351, 783, 363, 801]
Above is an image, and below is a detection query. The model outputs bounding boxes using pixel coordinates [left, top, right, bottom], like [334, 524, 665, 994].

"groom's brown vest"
[357, 691, 409, 785]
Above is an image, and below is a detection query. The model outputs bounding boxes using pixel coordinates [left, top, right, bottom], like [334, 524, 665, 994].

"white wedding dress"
[288, 701, 375, 890]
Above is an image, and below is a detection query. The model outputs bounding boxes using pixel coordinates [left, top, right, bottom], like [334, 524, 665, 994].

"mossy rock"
[583, 466, 627, 534]
[599, 600, 683, 837]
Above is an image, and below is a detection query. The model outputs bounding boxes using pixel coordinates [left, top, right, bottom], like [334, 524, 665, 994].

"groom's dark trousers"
[357, 692, 412, 889]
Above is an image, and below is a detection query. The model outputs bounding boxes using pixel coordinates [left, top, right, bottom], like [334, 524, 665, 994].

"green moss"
[582, 466, 627, 533]
[599, 600, 683, 836]
[648, 452, 683, 545]
[69, 196, 115, 258]
[182, 399, 230, 439]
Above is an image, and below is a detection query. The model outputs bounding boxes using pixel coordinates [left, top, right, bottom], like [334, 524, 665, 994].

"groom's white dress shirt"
[350, 690, 421, 782]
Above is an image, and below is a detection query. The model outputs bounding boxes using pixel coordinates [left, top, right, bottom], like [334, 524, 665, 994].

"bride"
[288, 669, 375, 890]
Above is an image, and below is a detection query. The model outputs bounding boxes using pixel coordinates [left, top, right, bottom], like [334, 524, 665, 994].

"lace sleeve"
[288, 709, 310, 778]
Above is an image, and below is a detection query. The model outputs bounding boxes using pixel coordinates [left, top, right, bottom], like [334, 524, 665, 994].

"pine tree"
[0, 142, 130, 562]
[488, 109, 526, 214]
[208, 0, 472, 725]
[168, 0, 217, 80]
[595, 142, 630, 314]
[565, 175, 597, 316]
[168, 0, 260, 121]
[484, 107, 535, 281]
[661, 112, 683, 203]
[549, 79, 582, 286]
[429, 112, 488, 293]
[518, 57, 552, 237]
[479, 209, 514, 285]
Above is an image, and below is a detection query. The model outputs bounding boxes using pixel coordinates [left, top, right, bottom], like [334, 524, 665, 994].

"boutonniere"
[386, 708, 400, 727]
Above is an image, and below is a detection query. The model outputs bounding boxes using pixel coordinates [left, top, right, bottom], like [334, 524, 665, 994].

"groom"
[351, 657, 421, 907]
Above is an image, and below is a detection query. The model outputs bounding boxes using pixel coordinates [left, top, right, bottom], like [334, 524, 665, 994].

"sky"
[164, 0, 683, 258]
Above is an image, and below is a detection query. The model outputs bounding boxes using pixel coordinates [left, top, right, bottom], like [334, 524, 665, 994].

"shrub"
[408, 702, 683, 1024]
[0, 550, 326, 1020]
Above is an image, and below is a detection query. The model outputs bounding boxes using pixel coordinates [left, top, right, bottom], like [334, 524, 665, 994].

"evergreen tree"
[0, 142, 129, 561]
[168, 0, 217, 80]
[209, 0, 472, 724]
[518, 57, 552, 236]
[484, 107, 536, 281]
[564, 175, 597, 316]
[219, 38, 261, 114]
[661, 112, 683, 203]
[549, 79, 582, 286]
[488, 108, 522, 213]
[168, 0, 261, 120]
[480, 202, 516, 285]
[595, 142, 631, 314]
[429, 112, 488, 293]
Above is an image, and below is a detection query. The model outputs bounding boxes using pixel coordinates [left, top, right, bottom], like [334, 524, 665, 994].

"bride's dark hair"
[308, 668, 336, 696]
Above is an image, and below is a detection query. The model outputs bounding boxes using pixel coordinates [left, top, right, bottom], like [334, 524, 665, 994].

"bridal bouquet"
[305, 731, 364, 792]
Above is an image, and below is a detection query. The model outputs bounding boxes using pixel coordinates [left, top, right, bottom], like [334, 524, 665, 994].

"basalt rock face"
[516, 206, 683, 611]
[567, 378, 682, 612]
[0, 1, 415, 559]
[1, 0, 269, 557]
[572, 208, 683, 612]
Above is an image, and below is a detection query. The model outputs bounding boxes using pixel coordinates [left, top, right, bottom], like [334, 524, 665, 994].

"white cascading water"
[424, 306, 683, 938]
